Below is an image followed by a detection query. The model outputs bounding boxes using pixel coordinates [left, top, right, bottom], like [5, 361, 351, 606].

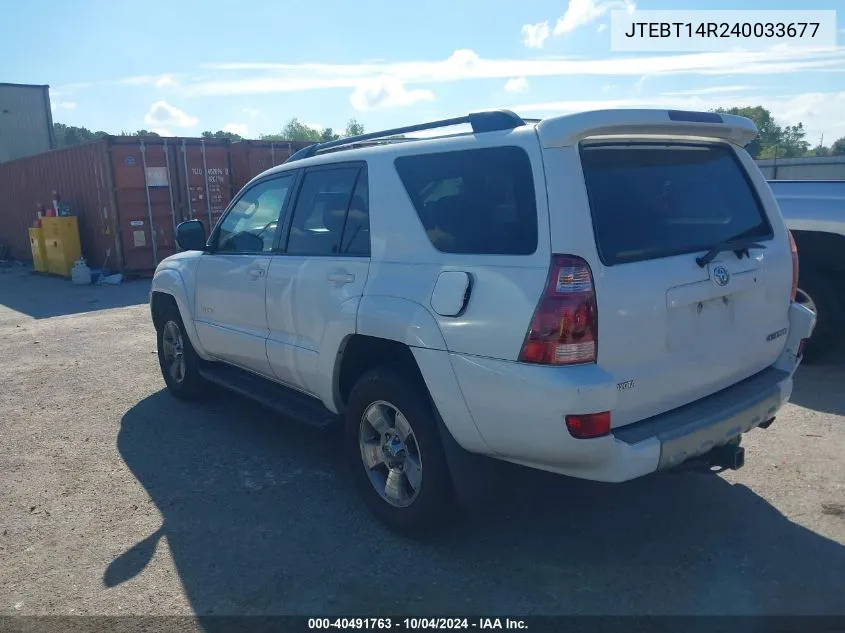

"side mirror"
[175, 220, 207, 252]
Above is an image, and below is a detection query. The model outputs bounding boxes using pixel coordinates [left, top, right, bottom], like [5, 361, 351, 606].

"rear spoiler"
[536, 109, 758, 148]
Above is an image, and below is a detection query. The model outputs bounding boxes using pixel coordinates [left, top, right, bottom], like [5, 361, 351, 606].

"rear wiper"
[695, 237, 765, 268]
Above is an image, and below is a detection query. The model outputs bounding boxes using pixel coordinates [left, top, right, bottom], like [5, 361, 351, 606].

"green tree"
[320, 127, 339, 142]
[344, 118, 365, 137]
[133, 129, 161, 137]
[53, 123, 108, 147]
[280, 118, 322, 142]
[713, 106, 780, 158]
[201, 130, 243, 141]
[830, 137, 845, 156]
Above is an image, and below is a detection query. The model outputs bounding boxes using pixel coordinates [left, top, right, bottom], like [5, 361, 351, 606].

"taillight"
[788, 230, 799, 302]
[565, 412, 611, 439]
[518, 255, 597, 365]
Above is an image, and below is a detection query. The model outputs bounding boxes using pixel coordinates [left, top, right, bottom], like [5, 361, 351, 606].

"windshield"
[581, 142, 773, 266]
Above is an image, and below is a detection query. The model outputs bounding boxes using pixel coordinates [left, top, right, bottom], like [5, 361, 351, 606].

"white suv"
[150, 109, 815, 533]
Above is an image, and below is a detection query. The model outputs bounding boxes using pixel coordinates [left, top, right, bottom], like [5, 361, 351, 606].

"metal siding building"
[757, 156, 845, 180]
[0, 83, 55, 163]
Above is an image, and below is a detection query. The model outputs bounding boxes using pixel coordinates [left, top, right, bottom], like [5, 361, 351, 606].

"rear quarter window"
[394, 146, 538, 255]
[580, 142, 772, 266]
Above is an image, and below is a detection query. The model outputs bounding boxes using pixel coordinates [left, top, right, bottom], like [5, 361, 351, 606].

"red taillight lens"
[565, 412, 611, 439]
[788, 230, 799, 302]
[798, 338, 808, 357]
[518, 255, 597, 365]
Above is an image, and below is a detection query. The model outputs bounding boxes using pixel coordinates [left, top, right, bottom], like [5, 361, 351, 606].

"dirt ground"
[1, 266, 844, 617]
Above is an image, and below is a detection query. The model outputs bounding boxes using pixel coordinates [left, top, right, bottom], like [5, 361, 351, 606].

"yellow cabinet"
[29, 227, 48, 272]
[41, 217, 82, 278]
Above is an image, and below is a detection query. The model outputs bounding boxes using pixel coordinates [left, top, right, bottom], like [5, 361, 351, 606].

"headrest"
[320, 192, 350, 234]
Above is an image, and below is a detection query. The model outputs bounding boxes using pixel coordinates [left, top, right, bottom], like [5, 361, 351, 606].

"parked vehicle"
[770, 180, 845, 363]
[150, 109, 815, 533]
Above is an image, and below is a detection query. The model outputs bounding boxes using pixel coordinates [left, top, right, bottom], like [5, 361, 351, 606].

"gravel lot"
[1, 266, 844, 617]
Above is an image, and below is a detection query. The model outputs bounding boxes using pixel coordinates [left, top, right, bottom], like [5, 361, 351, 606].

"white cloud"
[521, 21, 551, 49]
[151, 128, 174, 137]
[511, 90, 845, 143]
[186, 47, 845, 98]
[554, 0, 635, 35]
[223, 122, 249, 137]
[143, 100, 198, 128]
[597, 23, 608, 33]
[52, 101, 76, 110]
[349, 77, 434, 111]
[662, 85, 755, 96]
[633, 75, 647, 93]
[504, 77, 529, 94]
[121, 74, 178, 88]
[243, 107, 260, 119]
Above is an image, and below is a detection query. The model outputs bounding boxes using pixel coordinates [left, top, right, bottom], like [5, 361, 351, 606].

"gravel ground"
[1, 266, 844, 617]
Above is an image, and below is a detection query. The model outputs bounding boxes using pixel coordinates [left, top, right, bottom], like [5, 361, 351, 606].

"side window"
[340, 171, 370, 256]
[215, 174, 295, 253]
[286, 167, 363, 256]
[394, 146, 538, 255]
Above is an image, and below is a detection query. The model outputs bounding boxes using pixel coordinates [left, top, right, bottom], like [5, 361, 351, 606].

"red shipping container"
[0, 136, 236, 274]
[230, 139, 312, 191]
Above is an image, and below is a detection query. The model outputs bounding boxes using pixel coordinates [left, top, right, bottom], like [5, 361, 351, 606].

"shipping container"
[0, 83, 54, 163]
[0, 136, 237, 274]
[230, 139, 312, 190]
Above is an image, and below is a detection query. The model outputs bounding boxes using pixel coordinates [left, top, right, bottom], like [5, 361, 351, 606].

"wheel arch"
[150, 268, 211, 360]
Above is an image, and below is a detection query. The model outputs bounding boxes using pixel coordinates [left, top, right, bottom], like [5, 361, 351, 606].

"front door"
[194, 173, 297, 376]
[266, 163, 370, 400]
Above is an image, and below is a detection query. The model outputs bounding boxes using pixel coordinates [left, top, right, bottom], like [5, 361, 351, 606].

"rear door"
[541, 121, 793, 426]
[265, 163, 370, 399]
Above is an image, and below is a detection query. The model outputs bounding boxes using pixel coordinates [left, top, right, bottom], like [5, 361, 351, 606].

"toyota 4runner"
[150, 109, 816, 533]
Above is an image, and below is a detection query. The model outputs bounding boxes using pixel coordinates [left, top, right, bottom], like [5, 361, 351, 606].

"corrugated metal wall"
[0, 136, 241, 274]
[0, 83, 54, 163]
[230, 140, 312, 190]
[757, 156, 845, 180]
[0, 140, 118, 270]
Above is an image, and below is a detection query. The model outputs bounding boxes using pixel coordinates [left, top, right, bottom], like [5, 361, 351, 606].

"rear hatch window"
[580, 142, 772, 266]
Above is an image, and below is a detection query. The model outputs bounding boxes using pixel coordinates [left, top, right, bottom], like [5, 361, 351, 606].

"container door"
[110, 140, 181, 272]
[175, 140, 233, 235]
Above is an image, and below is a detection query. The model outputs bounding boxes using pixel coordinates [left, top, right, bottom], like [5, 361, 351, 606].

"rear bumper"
[446, 301, 815, 482]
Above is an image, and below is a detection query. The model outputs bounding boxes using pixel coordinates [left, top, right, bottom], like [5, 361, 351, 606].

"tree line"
[52, 107, 845, 157]
[713, 107, 845, 158]
[52, 118, 366, 148]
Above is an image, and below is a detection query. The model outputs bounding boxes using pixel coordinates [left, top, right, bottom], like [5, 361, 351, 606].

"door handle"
[327, 270, 355, 284]
[247, 267, 266, 279]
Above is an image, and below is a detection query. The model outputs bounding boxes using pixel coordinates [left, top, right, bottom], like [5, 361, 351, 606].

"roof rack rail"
[285, 109, 526, 163]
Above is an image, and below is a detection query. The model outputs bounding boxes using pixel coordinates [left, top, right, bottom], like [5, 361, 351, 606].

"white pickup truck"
[771, 180, 845, 363]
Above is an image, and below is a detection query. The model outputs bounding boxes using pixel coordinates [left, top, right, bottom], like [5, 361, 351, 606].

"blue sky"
[3, 0, 844, 142]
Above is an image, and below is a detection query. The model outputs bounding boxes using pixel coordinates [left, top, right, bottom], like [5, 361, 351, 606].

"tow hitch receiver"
[668, 440, 745, 474]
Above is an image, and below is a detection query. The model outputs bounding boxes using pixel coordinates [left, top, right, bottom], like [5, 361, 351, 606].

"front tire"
[345, 365, 454, 535]
[156, 303, 207, 399]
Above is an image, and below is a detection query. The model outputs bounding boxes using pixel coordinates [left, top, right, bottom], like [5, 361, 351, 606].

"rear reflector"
[565, 412, 611, 439]
[798, 338, 809, 357]
[518, 255, 598, 365]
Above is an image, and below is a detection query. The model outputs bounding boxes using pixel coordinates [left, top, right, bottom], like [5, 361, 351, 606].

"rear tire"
[795, 266, 845, 364]
[344, 365, 455, 535]
[156, 303, 207, 399]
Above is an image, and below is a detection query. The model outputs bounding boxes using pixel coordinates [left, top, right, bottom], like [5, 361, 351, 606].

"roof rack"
[285, 109, 526, 163]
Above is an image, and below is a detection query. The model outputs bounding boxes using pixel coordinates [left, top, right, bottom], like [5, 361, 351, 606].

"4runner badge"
[767, 328, 788, 342]
[712, 264, 731, 287]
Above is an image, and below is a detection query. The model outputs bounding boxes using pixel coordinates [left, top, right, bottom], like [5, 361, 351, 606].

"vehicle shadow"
[0, 267, 149, 319]
[111, 390, 845, 619]
[790, 345, 845, 415]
